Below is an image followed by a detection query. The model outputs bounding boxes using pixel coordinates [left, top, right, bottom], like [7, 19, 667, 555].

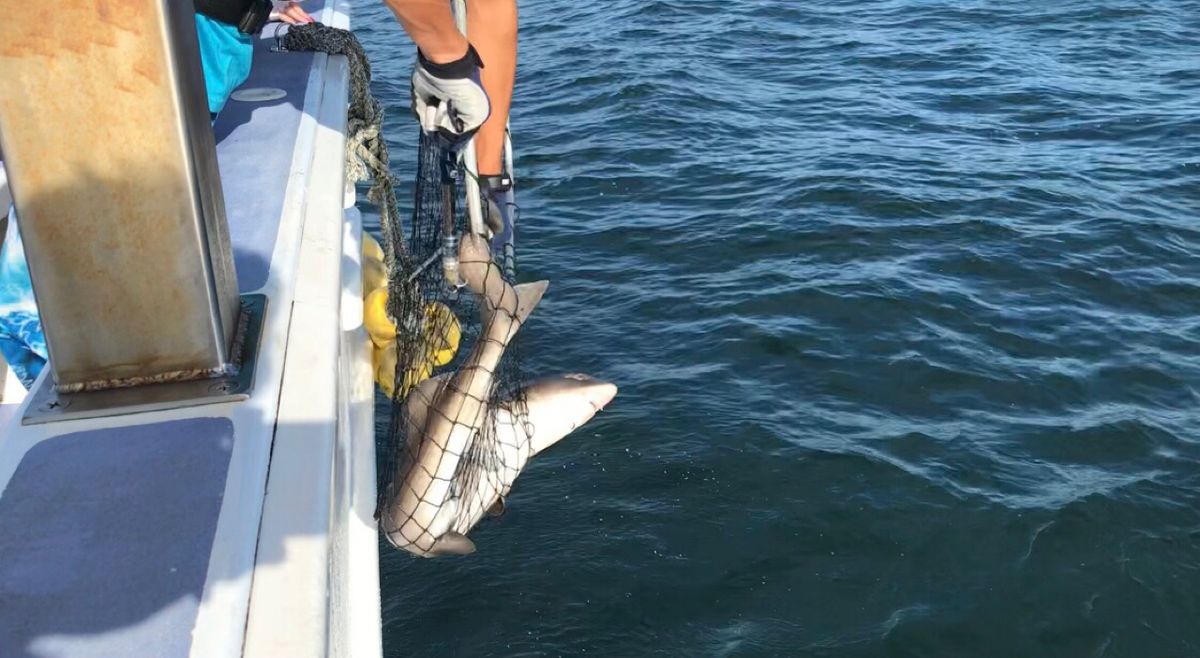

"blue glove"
[411, 44, 490, 148]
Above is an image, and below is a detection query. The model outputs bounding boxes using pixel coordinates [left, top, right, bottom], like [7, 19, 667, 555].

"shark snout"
[519, 373, 618, 456]
[588, 380, 618, 412]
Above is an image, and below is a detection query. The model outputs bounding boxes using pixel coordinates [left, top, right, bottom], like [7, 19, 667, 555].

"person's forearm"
[468, 0, 516, 175]
[383, 0, 470, 63]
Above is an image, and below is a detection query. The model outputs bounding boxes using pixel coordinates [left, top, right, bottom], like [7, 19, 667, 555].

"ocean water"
[355, 1, 1200, 655]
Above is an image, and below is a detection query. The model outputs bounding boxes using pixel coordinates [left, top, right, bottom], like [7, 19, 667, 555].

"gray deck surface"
[215, 31, 316, 293]
[0, 10, 332, 656]
[0, 418, 234, 658]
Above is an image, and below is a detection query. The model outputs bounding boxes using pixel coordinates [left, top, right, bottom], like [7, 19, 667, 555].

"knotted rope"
[281, 23, 412, 281]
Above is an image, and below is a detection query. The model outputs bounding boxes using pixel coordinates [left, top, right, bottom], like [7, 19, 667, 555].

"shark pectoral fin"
[487, 497, 506, 518]
[513, 281, 549, 325]
[429, 531, 477, 556]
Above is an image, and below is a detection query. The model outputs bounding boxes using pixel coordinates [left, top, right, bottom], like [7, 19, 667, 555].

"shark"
[380, 233, 617, 557]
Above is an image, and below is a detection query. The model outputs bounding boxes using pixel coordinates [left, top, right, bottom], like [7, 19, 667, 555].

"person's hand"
[270, 1, 314, 24]
[411, 45, 490, 149]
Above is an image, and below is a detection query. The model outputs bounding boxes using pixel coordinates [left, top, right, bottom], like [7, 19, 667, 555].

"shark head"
[403, 372, 618, 459]
[520, 373, 618, 455]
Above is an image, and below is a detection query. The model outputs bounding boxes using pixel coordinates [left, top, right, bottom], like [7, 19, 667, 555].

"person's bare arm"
[383, 0, 470, 63]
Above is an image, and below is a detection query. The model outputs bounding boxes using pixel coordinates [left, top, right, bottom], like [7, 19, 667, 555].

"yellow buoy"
[422, 302, 461, 367]
[373, 342, 398, 397]
[373, 340, 433, 398]
[362, 257, 387, 294]
[371, 340, 388, 372]
[362, 231, 385, 263]
[400, 361, 433, 397]
[363, 287, 396, 348]
[364, 295, 463, 397]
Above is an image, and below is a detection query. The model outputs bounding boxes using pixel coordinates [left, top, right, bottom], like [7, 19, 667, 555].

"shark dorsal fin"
[513, 281, 549, 325]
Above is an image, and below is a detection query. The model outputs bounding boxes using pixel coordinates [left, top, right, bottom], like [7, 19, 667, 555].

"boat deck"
[0, 3, 380, 656]
[0, 420, 233, 658]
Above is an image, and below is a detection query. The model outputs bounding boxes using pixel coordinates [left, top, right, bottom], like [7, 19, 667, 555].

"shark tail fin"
[429, 531, 477, 556]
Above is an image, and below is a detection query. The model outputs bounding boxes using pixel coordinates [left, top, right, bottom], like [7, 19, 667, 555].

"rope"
[280, 23, 412, 280]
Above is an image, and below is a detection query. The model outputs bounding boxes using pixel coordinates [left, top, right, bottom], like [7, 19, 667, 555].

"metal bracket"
[22, 294, 268, 425]
[270, 23, 290, 52]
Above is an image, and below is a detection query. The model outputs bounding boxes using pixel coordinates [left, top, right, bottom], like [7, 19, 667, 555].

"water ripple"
[359, 0, 1200, 654]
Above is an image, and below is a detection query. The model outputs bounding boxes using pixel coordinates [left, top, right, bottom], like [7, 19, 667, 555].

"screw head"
[208, 381, 234, 394]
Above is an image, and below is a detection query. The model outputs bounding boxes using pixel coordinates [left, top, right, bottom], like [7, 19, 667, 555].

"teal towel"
[195, 15, 254, 115]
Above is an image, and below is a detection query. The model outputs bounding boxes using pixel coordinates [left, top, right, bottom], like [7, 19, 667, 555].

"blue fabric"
[0, 21, 253, 389]
[0, 208, 46, 388]
[195, 15, 254, 115]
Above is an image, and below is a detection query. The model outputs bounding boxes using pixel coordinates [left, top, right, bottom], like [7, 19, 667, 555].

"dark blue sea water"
[357, 1, 1200, 655]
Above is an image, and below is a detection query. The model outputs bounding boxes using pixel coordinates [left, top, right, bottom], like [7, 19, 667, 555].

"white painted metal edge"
[328, 207, 382, 658]
[208, 0, 357, 648]
[188, 38, 335, 658]
[198, 2, 352, 650]
[327, 11, 381, 655]
[241, 42, 354, 658]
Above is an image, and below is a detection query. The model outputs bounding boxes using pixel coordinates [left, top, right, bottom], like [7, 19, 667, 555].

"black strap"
[478, 173, 513, 194]
[195, 0, 272, 34]
[417, 44, 485, 80]
[194, 0, 247, 27]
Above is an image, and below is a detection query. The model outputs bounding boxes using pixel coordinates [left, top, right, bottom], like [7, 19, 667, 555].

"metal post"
[450, 0, 518, 277]
[451, 0, 487, 237]
[0, 0, 261, 421]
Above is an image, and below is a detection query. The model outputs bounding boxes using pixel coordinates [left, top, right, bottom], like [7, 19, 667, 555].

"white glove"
[411, 45, 490, 147]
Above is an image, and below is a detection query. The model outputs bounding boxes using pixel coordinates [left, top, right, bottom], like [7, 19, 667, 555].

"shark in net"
[380, 234, 617, 557]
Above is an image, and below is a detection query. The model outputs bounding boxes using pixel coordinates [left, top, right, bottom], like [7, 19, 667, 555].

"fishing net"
[375, 132, 532, 557]
[277, 23, 532, 556]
